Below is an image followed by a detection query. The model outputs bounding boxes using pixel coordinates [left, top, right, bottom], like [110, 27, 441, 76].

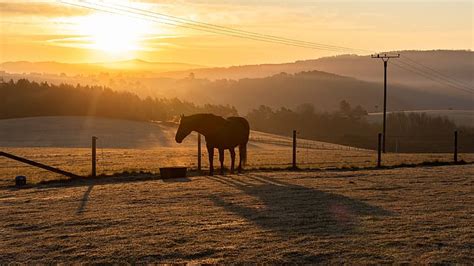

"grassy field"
[1, 116, 473, 263]
[2, 146, 473, 186]
[1, 165, 473, 263]
[1, 116, 472, 186]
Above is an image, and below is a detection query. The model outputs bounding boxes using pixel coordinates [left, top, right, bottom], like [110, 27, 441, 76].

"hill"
[159, 50, 474, 102]
[0, 59, 205, 76]
[159, 50, 473, 87]
[0, 116, 346, 150]
[136, 71, 474, 112]
[2, 70, 472, 114]
[1, 51, 472, 113]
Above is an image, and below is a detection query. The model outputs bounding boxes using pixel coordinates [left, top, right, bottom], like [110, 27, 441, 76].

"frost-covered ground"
[1, 165, 472, 263]
[1, 116, 471, 186]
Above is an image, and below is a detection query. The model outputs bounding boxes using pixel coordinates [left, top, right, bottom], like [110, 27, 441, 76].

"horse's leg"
[218, 148, 225, 175]
[237, 146, 242, 173]
[229, 148, 236, 174]
[207, 145, 214, 176]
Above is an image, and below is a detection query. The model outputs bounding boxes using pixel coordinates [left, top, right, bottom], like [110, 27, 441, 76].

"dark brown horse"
[175, 114, 250, 175]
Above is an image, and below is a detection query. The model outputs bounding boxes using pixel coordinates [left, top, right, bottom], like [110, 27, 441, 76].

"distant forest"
[1, 79, 472, 152]
[247, 102, 474, 153]
[0, 79, 238, 121]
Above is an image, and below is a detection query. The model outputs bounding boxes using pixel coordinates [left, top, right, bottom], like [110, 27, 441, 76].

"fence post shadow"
[76, 184, 94, 215]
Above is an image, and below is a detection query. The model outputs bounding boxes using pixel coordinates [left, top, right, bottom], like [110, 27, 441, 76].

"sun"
[76, 13, 153, 55]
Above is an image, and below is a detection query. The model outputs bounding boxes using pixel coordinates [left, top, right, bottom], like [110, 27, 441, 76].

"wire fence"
[1, 130, 473, 186]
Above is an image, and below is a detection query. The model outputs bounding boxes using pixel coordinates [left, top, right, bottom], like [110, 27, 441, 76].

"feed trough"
[15, 176, 27, 187]
[159, 167, 187, 179]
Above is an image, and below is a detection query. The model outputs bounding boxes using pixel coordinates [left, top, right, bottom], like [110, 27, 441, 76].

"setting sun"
[74, 13, 153, 55]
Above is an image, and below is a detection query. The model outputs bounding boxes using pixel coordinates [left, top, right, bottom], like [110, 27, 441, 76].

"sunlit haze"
[0, 0, 473, 65]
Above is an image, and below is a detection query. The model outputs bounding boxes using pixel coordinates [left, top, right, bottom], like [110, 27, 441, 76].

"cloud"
[0, 1, 90, 17]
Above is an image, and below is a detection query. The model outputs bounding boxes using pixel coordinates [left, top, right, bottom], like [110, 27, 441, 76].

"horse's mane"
[187, 113, 227, 124]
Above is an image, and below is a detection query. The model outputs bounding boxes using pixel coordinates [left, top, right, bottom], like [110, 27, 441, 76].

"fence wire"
[1, 131, 473, 186]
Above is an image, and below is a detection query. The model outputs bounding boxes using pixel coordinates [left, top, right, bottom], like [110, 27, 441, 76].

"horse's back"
[226, 116, 250, 143]
[227, 117, 250, 131]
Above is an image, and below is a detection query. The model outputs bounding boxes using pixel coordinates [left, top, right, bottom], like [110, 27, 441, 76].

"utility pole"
[371, 53, 400, 153]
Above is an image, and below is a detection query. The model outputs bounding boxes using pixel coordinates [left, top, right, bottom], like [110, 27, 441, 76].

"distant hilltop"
[0, 59, 206, 76]
[158, 50, 473, 85]
[2, 50, 472, 84]
[1, 50, 472, 113]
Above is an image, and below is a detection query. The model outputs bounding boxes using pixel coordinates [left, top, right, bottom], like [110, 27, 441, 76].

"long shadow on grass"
[207, 174, 392, 237]
[76, 184, 94, 215]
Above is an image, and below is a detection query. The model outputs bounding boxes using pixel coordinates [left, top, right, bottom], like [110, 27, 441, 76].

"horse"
[175, 114, 250, 175]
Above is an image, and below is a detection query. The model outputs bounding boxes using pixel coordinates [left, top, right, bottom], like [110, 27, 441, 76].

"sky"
[0, 0, 472, 66]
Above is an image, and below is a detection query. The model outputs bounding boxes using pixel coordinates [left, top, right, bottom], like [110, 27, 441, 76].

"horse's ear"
[180, 114, 184, 118]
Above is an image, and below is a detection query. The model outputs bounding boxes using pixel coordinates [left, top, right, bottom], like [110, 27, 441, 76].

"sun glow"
[75, 13, 153, 55]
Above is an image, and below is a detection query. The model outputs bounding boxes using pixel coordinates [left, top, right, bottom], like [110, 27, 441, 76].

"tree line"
[0, 79, 238, 121]
[246, 101, 474, 153]
[2, 79, 472, 152]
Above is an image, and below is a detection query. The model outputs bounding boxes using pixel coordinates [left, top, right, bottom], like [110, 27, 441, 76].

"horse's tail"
[228, 116, 250, 167]
[239, 118, 249, 167]
[241, 118, 250, 167]
[239, 143, 247, 167]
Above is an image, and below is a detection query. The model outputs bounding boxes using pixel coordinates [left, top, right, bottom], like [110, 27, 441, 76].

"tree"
[339, 100, 352, 117]
[352, 105, 368, 119]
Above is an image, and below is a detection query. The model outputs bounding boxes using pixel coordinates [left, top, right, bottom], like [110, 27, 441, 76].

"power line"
[107, 0, 373, 54]
[392, 61, 474, 95]
[88, 0, 371, 53]
[402, 56, 472, 90]
[395, 60, 474, 94]
[59, 0, 473, 96]
[398, 59, 473, 92]
[61, 1, 330, 50]
[401, 59, 474, 93]
[59, 0, 370, 54]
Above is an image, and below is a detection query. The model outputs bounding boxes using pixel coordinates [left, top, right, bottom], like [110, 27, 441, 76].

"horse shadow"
[207, 174, 393, 237]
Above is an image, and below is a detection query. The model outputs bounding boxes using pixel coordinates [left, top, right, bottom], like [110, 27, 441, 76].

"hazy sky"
[0, 0, 472, 66]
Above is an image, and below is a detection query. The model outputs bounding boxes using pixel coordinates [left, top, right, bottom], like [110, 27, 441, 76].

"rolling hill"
[2, 69, 472, 114]
[1, 50, 472, 113]
[136, 70, 474, 112]
[0, 59, 205, 76]
[158, 50, 474, 104]
[0, 116, 346, 150]
[159, 50, 473, 87]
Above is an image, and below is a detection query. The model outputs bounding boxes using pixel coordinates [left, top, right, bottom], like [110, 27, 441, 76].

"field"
[1, 116, 473, 186]
[1, 165, 473, 263]
[1, 116, 473, 263]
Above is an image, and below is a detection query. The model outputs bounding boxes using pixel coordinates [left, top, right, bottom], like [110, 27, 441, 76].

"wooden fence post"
[92, 136, 97, 177]
[197, 133, 202, 173]
[454, 131, 458, 163]
[377, 133, 382, 168]
[292, 130, 297, 169]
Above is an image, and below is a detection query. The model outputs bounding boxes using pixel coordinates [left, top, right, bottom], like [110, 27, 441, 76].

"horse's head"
[175, 115, 192, 143]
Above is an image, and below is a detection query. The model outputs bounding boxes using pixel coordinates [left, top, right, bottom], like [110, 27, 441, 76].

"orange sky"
[1, 0, 472, 66]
